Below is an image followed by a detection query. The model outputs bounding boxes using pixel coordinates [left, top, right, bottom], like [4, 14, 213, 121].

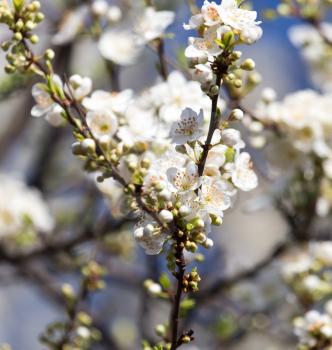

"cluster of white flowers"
[0, 174, 54, 240]
[281, 242, 332, 303]
[294, 300, 332, 350]
[29, 0, 260, 258]
[184, 0, 262, 86]
[289, 23, 332, 92]
[252, 89, 332, 216]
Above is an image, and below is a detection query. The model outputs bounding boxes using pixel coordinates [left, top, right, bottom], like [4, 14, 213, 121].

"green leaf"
[159, 273, 171, 290]
[180, 298, 196, 318]
[13, 0, 25, 12]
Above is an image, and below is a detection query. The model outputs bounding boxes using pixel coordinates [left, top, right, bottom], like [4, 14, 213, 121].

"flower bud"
[203, 238, 214, 249]
[144, 224, 155, 235]
[29, 34, 39, 44]
[181, 336, 191, 344]
[261, 87, 277, 103]
[61, 283, 75, 299]
[107, 5, 122, 22]
[230, 108, 244, 121]
[72, 141, 83, 156]
[82, 138, 96, 154]
[155, 324, 167, 337]
[158, 189, 172, 201]
[209, 85, 220, 96]
[241, 58, 255, 71]
[233, 79, 242, 88]
[44, 49, 55, 60]
[99, 135, 111, 151]
[179, 205, 191, 217]
[159, 210, 174, 223]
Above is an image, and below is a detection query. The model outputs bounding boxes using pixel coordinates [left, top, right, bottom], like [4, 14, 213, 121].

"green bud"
[44, 48, 55, 60]
[13, 0, 25, 12]
[182, 336, 191, 344]
[155, 324, 167, 337]
[1, 41, 11, 51]
[241, 58, 255, 71]
[233, 79, 242, 88]
[29, 34, 39, 44]
[35, 12, 44, 22]
[4, 65, 16, 74]
[25, 20, 35, 31]
[13, 32, 23, 41]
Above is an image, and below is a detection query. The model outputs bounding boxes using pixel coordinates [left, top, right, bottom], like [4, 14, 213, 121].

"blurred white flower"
[134, 7, 175, 42]
[229, 152, 258, 191]
[83, 89, 133, 115]
[0, 174, 54, 239]
[98, 29, 143, 65]
[52, 6, 88, 45]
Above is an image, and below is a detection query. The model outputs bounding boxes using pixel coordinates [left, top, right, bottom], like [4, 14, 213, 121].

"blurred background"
[0, 0, 325, 349]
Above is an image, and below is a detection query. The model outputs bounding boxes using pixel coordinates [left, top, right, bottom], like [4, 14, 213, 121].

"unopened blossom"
[98, 29, 143, 65]
[0, 174, 54, 239]
[107, 6, 122, 22]
[134, 7, 175, 42]
[229, 152, 258, 191]
[91, 0, 108, 17]
[220, 128, 245, 149]
[170, 108, 204, 144]
[86, 109, 118, 139]
[66, 74, 92, 100]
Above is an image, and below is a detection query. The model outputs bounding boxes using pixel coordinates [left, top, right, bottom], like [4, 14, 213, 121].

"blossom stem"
[170, 240, 186, 350]
[197, 72, 223, 177]
[157, 38, 168, 81]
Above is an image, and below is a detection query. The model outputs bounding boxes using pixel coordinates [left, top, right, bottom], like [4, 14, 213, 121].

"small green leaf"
[180, 298, 196, 317]
[159, 273, 171, 290]
[13, 0, 25, 12]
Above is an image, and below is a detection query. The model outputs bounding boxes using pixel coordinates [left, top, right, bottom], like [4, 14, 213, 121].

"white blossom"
[66, 74, 92, 100]
[98, 29, 143, 65]
[0, 174, 54, 239]
[229, 152, 258, 191]
[170, 108, 204, 144]
[167, 162, 200, 193]
[199, 177, 233, 216]
[86, 109, 118, 139]
[52, 6, 88, 45]
[134, 214, 168, 255]
[134, 7, 175, 42]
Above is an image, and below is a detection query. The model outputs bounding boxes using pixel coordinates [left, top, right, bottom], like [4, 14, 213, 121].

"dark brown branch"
[170, 243, 186, 350]
[197, 72, 222, 177]
[157, 39, 168, 81]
